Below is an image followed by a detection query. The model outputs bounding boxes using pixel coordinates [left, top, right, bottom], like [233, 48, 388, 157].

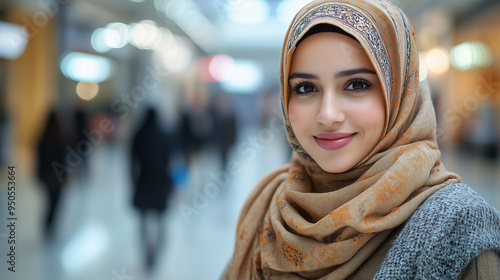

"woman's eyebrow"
[289, 72, 318, 80]
[289, 68, 376, 80]
[335, 68, 376, 78]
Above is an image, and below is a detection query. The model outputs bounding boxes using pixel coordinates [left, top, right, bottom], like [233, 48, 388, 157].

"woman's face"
[288, 32, 386, 173]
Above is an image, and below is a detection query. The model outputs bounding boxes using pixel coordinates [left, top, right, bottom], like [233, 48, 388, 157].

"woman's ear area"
[282, 45, 298, 116]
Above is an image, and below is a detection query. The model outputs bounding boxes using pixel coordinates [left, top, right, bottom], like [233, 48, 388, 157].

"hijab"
[223, 0, 461, 279]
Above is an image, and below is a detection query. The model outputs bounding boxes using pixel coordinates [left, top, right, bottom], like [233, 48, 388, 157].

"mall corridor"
[0, 124, 292, 280]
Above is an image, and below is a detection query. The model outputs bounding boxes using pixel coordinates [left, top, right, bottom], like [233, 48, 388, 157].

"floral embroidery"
[281, 241, 304, 267]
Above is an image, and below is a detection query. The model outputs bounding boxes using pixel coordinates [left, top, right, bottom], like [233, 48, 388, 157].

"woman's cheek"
[351, 98, 385, 126]
[289, 102, 311, 134]
[288, 102, 308, 125]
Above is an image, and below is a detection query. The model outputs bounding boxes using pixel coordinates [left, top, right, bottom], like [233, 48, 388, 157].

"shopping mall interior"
[0, 0, 499, 279]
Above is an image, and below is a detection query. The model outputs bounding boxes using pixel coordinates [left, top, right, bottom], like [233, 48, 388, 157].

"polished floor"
[0, 126, 499, 280]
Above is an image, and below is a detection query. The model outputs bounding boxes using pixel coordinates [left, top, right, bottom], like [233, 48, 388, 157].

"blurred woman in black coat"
[36, 110, 68, 240]
[131, 108, 173, 271]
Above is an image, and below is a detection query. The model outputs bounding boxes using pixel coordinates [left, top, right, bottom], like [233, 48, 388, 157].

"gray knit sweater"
[374, 183, 500, 279]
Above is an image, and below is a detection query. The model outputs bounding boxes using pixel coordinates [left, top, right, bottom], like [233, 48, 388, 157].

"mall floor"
[1, 125, 499, 280]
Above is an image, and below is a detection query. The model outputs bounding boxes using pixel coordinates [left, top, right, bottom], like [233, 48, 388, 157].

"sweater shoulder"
[410, 183, 500, 225]
[374, 183, 500, 279]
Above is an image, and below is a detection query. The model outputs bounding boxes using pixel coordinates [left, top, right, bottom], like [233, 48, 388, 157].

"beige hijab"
[223, 0, 461, 279]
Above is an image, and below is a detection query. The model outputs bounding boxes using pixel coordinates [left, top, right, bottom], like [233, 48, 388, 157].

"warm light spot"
[130, 20, 162, 50]
[154, 35, 193, 73]
[425, 47, 450, 75]
[76, 82, 99, 101]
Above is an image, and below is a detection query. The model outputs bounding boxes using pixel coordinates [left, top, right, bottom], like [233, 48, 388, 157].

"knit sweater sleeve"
[374, 183, 500, 280]
[457, 250, 500, 280]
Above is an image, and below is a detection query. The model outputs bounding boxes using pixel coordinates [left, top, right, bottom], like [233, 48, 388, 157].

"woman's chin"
[317, 162, 354, 174]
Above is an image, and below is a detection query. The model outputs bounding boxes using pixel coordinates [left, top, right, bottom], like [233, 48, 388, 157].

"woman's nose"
[316, 91, 345, 126]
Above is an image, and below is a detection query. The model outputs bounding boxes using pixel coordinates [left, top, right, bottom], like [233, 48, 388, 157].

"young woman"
[222, 0, 500, 279]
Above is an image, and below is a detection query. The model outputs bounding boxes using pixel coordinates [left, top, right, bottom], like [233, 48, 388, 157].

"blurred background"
[0, 0, 499, 279]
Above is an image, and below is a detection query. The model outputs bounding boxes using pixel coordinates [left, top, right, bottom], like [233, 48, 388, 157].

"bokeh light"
[91, 23, 131, 53]
[226, 0, 270, 25]
[154, 0, 216, 52]
[425, 47, 450, 75]
[0, 21, 28, 59]
[221, 60, 263, 94]
[277, 0, 312, 24]
[91, 28, 112, 53]
[450, 41, 492, 71]
[61, 224, 109, 276]
[154, 35, 193, 73]
[76, 81, 100, 101]
[130, 20, 162, 50]
[104, 22, 131, 48]
[61, 52, 112, 83]
[208, 54, 235, 82]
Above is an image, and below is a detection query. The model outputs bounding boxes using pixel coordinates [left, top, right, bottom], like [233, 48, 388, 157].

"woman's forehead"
[290, 32, 374, 75]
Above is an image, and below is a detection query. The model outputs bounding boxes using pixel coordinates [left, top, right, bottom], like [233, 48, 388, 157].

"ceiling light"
[91, 28, 112, 53]
[91, 23, 131, 53]
[154, 0, 216, 52]
[104, 22, 130, 48]
[425, 47, 450, 75]
[450, 41, 492, 71]
[221, 60, 263, 94]
[277, 0, 311, 25]
[154, 36, 193, 73]
[130, 20, 162, 50]
[0, 21, 28, 59]
[227, 0, 270, 25]
[61, 52, 113, 83]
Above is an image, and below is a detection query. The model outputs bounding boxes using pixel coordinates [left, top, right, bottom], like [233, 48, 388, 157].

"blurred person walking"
[36, 110, 68, 240]
[72, 108, 89, 176]
[180, 96, 214, 165]
[130, 108, 173, 271]
[212, 94, 237, 171]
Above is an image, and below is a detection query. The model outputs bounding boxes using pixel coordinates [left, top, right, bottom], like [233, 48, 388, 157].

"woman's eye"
[346, 79, 372, 91]
[293, 83, 317, 95]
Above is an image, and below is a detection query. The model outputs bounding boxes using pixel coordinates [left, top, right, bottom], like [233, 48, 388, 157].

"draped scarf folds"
[222, 0, 461, 279]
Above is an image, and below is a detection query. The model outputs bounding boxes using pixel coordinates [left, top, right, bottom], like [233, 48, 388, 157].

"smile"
[314, 133, 357, 150]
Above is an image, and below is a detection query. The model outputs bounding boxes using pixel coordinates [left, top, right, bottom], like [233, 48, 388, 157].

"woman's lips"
[314, 133, 357, 150]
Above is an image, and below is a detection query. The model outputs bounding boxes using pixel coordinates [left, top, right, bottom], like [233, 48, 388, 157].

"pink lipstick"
[314, 133, 356, 150]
